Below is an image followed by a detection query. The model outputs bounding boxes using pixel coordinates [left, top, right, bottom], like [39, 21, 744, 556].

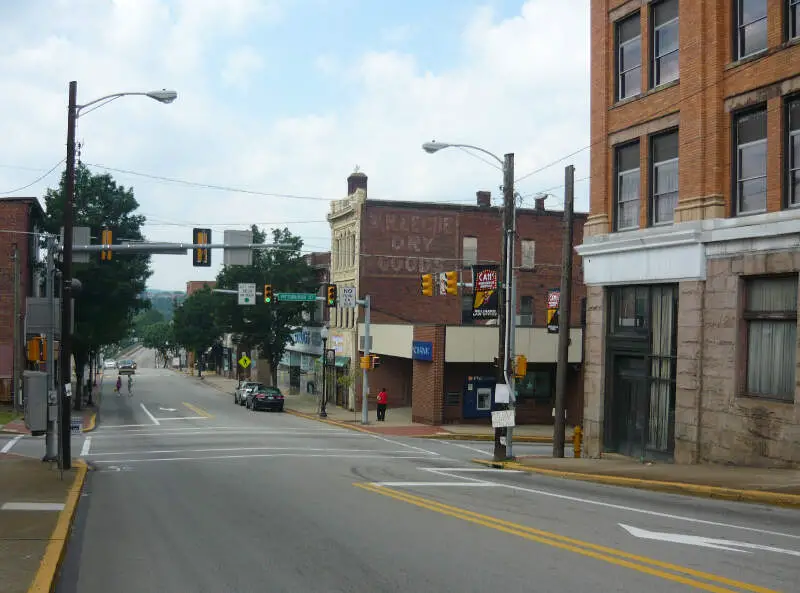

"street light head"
[320, 326, 329, 340]
[146, 89, 178, 104]
[422, 141, 450, 154]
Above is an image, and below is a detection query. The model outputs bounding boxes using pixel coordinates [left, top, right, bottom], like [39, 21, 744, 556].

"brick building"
[328, 171, 586, 425]
[577, 0, 800, 466]
[0, 197, 45, 404]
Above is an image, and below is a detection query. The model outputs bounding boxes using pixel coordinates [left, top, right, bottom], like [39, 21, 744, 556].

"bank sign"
[412, 340, 433, 361]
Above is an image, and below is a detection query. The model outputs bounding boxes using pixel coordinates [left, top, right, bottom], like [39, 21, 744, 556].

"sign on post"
[547, 288, 560, 334]
[276, 293, 317, 302]
[70, 416, 82, 435]
[238, 283, 256, 305]
[238, 354, 252, 368]
[341, 286, 357, 308]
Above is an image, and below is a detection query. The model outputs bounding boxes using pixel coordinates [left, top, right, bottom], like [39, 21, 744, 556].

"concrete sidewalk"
[0, 455, 87, 593]
[186, 371, 560, 440]
[476, 455, 800, 508]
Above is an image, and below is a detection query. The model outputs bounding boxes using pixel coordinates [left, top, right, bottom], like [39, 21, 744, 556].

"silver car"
[234, 381, 265, 405]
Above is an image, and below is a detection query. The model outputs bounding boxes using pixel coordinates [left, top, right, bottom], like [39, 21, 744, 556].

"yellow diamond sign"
[238, 354, 252, 369]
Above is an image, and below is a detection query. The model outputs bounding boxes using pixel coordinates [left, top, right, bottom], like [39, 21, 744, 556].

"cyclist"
[127, 374, 134, 396]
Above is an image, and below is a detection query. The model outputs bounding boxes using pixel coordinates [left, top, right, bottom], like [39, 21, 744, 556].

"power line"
[0, 160, 65, 195]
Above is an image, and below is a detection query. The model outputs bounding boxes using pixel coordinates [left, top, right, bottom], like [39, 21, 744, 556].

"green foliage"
[134, 308, 164, 334]
[42, 164, 151, 399]
[172, 287, 222, 357]
[141, 321, 174, 367]
[214, 226, 316, 384]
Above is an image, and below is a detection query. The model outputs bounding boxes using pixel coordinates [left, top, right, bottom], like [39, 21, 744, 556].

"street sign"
[341, 286, 357, 308]
[276, 293, 317, 302]
[439, 272, 447, 296]
[238, 283, 256, 305]
[238, 354, 252, 368]
[70, 417, 82, 435]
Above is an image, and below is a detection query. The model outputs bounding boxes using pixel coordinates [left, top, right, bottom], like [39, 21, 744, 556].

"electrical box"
[23, 370, 48, 435]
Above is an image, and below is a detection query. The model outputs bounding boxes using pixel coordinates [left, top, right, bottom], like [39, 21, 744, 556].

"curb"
[472, 459, 800, 509]
[418, 433, 553, 443]
[82, 412, 97, 433]
[284, 408, 377, 436]
[26, 459, 88, 593]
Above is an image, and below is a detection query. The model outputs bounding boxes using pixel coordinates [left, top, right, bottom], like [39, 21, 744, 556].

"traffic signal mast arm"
[72, 241, 288, 253]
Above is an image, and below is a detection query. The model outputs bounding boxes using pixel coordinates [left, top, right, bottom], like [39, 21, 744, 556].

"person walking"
[376, 387, 388, 421]
[115, 375, 122, 396]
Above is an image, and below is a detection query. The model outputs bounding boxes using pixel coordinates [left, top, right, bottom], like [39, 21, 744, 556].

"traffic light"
[192, 228, 211, 267]
[514, 355, 528, 379]
[27, 337, 46, 362]
[444, 271, 458, 296]
[370, 355, 381, 369]
[100, 228, 112, 261]
[264, 284, 273, 304]
[421, 273, 434, 297]
[360, 355, 371, 370]
[326, 283, 338, 307]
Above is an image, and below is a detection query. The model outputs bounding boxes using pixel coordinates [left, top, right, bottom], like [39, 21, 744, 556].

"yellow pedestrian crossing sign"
[238, 354, 252, 369]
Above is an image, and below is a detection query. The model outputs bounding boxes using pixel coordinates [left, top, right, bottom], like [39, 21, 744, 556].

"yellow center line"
[182, 402, 213, 418]
[354, 483, 782, 593]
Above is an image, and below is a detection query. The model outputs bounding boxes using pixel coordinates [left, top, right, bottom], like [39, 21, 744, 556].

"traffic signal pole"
[360, 294, 371, 425]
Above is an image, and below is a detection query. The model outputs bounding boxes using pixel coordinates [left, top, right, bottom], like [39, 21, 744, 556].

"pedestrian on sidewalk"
[377, 387, 388, 421]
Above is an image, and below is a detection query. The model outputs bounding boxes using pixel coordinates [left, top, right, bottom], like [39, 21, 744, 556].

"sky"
[0, 0, 591, 291]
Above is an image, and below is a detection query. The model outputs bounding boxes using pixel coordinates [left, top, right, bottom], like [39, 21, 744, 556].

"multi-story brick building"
[0, 197, 44, 404]
[328, 171, 586, 425]
[578, 0, 800, 466]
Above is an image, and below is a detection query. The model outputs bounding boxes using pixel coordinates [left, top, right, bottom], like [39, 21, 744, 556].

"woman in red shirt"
[376, 388, 388, 421]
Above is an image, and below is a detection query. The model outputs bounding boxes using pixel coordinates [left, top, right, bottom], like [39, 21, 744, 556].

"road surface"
[6, 351, 798, 592]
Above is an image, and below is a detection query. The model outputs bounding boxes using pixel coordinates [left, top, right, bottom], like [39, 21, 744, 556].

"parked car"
[247, 386, 284, 412]
[103, 360, 117, 370]
[117, 359, 136, 375]
[235, 381, 265, 406]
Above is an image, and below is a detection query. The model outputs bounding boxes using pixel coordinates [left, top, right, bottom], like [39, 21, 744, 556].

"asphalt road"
[7, 351, 794, 592]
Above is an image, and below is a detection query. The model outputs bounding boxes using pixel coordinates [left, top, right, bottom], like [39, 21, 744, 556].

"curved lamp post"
[319, 325, 329, 418]
[59, 82, 177, 470]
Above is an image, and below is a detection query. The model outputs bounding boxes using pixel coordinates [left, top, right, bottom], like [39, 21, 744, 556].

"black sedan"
[247, 386, 285, 412]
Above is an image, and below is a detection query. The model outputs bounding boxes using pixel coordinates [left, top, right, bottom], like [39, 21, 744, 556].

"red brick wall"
[186, 280, 215, 296]
[592, 0, 800, 229]
[411, 325, 446, 424]
[359, 200, 586, 327]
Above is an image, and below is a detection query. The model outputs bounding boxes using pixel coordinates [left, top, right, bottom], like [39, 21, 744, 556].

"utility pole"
[44, 235, 58, 462]
[361, 294, 371, 425]
[60, 80, 77, 470]
[553, 165, 575, 458]
[11, 244, 21, 413]
[494, 153, 515, 461]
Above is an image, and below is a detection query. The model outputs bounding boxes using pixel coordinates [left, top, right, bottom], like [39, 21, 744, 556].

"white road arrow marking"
[619, 523, 800, 556]
[158, 407, 177, 412]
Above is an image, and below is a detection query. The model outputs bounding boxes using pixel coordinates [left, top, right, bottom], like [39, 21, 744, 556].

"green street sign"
[276, 293, 317, 302]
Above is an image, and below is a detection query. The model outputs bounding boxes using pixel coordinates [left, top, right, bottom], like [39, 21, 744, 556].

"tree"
[172, 287, 222, 378]
[141, 321, 174, 368]
[215, 226, 316, 386]
[42, 164, 151, 409]
[134, 308, 164, 334]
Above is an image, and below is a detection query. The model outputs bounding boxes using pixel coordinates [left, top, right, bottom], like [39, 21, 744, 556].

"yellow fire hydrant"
[573, 425, 582, 458]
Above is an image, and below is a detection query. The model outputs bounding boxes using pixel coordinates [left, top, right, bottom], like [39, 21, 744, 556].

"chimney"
[347, 168, 368, 195]
[534, 196, 546, 211]
[476, 190, 491, 207]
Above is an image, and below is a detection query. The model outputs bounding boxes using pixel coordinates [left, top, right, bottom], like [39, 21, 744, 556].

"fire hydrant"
[573, 425, 582, 458]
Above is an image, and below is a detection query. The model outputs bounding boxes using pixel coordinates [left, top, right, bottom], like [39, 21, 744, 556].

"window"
[790, 0, 800, 40]
[521, 240, 535, 269]
[615, 141, 641, 230]
[735, 0, 767, 60]
[516, 370, 553, 400]
[744, 276, 798, 401]
[616, 12, 642, 101]
[789, 98, 800, 207]
[612, 285, 649, 332]
[462, 236, 477, 268]
[651, 0, 679, 87]
[651, 130, 679, 224]
[519, 296, 533, 327]
[734, 107, 767, 214]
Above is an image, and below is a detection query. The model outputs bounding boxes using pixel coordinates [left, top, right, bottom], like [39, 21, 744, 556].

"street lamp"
[319, 325, 329, 418]
[59, 81, 177, 470]
[422, 139, 516, 461]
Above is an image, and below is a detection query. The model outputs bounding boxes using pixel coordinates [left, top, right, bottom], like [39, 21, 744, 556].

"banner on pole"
[547, 288, 560, 334]
[471, 265, 499, 320]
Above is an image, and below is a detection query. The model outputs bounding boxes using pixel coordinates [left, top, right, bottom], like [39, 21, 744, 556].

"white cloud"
[0, 0, 590, 290]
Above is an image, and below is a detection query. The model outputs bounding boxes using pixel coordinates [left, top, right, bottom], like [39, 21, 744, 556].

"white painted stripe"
[89, 430, 367, 439]
[80, 436, 92, 457]
[371, 482, 500, 487]
[95, 424, 343, 432]
[1, 502, 65, 511]
[156, 417, 211, 421]
[442, 441, 493, 456]
[419, 468, 523, 473]
[87, 447, 432, 457]
[139, 403, 160, 425]
[92, 453, 441, 463]
[366, 432, 441, 456]
[1, 435, 22, 453]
